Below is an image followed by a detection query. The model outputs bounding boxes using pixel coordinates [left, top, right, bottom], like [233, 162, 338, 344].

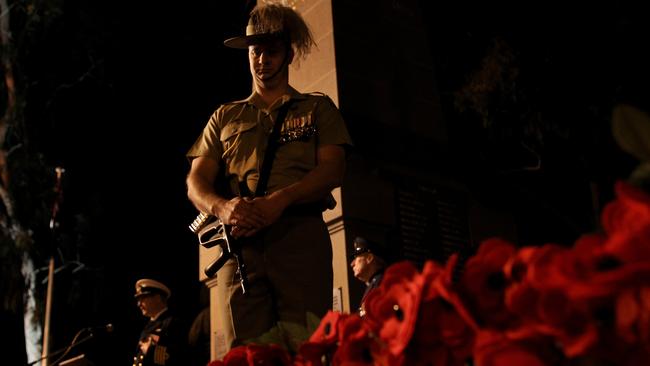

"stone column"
[289, 0, 351, 314]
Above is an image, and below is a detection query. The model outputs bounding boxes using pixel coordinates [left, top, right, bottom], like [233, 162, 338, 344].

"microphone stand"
[41, 167, 65, 366]
[40, 258, 55, 366]
[27, 328, 95, 366]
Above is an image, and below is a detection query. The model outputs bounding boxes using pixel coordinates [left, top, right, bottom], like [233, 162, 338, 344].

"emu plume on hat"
[223, 4, 315, 60]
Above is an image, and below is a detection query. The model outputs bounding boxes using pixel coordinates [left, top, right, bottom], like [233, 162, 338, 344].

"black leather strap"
[255, 100, 293, 197]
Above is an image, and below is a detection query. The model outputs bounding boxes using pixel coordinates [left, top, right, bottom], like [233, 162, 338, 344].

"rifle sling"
[255, 100, 294, 197]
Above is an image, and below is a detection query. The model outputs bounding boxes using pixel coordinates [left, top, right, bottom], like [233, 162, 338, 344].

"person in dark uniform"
[185, 3, 352, 360]
[350, 236, 388, 316]
[133, 279, 189, 366]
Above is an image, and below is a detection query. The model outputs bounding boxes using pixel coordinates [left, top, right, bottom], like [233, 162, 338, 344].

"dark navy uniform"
[350, 237, 388, 317]
[133, 310, 189, 366]
[358, 270, 384, 316]
[132, 279, 190, 366]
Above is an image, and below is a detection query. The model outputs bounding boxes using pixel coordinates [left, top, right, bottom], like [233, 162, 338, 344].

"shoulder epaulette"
[224, 98, 249, 105]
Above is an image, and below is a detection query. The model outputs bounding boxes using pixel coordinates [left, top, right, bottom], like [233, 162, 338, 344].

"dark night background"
[2, 1, 649, 365]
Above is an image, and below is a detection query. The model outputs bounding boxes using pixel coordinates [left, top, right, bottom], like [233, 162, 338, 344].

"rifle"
[189, 212, 249, 294]
[188, 100, 294, 295]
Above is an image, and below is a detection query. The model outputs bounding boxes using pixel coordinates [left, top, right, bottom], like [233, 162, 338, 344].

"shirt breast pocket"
[219, 121, 259, 162]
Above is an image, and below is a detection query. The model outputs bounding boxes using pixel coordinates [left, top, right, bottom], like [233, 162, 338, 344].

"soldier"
[350, 237, 388, 316]
[185, 3, 352, 359]
[133, 279, 189, 366]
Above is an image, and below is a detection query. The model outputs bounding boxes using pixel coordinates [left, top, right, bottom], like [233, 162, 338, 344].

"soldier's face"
[136, 294, 164, 318]
[248, 39, 293, 84]
[351, 254, 372, 282]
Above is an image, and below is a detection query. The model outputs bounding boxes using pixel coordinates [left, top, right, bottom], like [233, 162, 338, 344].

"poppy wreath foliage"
[206, 343, 293, 366]
[209, 181, 650, 366]
[465, 181, 650, 366]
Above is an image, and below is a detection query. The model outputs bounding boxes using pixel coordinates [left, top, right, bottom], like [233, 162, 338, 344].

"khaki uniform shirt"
[187, 87, 352, 197]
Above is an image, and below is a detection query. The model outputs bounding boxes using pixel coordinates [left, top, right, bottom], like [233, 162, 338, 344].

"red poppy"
[522, 242, 615, 301]
[602, 181, 650, 236]
[430, 255, 478, 330]
[220, 344, 292, 366]
[384, 257, 474, 365]
[331, 315, 377, 366]
[309, 310, 348, 345]
[570, 187, 650, 303]
[292, 179, 650, 364]
[245, 344, 292, 365]
[460, 238, 517, 329]
[571, 254, 650, 302]
[362, 261, 424, 356]
[503, 281, 539, 324]
[409, 298, 475, 366]
[368, 345, 404, 366]
[524, 244, 576, 288]
[473, 330, 556, 366]
[547, 182, 650, 301]
[596, 182, 650, 281]
[509, 235, 636, 303]
[501, 244, 602, 357]
[298, 311, 354, 366]
[221, 346, 248, 366]
[295, 342, 329, 366]
[616, 286, 650, 346]
[502, 246, 542, 322]
[538, 294, 599, 357]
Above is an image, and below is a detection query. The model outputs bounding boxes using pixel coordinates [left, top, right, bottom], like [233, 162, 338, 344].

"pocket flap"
[220, 121, 257, 141]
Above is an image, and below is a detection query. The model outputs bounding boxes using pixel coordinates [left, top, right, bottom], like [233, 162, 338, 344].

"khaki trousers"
[212, 214, 333, 360]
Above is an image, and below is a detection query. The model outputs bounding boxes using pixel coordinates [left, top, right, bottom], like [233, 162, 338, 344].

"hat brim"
[134, 288, 169, 299]
[350, 248, 371, 259]
[223, 33, 282, 49]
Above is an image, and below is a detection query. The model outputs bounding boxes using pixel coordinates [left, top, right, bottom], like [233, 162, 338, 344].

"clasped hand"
[218, 194, 288, 238]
